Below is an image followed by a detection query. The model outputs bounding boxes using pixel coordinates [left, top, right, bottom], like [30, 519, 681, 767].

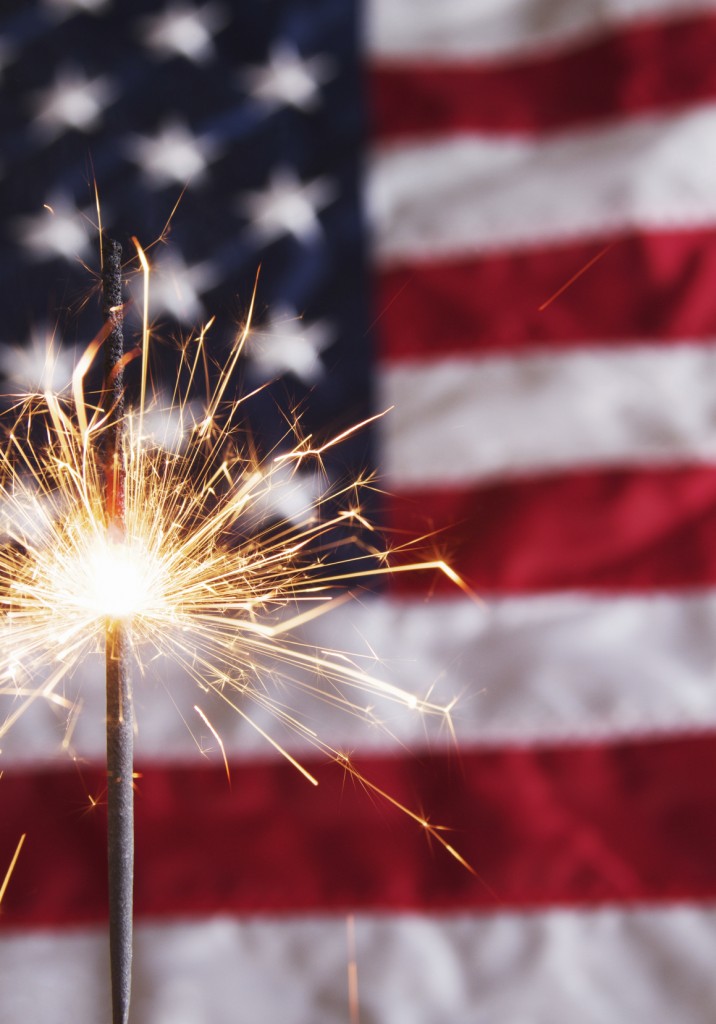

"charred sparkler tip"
[102, 239, 124, 322]
[102, 238, 125, 414]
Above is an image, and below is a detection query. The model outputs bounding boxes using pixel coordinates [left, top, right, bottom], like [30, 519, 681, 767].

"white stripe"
[379, 343, 716, 487]
[369, 105, 716, 264]
[367, 0, 716, 60]
[3, 905, 716, 1023]
[4, 590, 716, 764]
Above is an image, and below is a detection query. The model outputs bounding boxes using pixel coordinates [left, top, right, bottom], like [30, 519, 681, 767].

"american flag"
[3, 0, 716, 1021]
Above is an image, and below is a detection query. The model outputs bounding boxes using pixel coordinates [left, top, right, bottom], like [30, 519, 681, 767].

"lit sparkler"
[0, 239, 470, 1018]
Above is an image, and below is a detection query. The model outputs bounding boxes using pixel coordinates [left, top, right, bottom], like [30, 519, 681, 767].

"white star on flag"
[30, 66, 116, 140]
[238, 168, 337, 247]
[0, 483, 58, 549]
[15, 195, 91, 262]
[138, 396, 203, 454]
[246, 307, 332, 384]
[131, 251, 219, 324]
[125, 120, 222, 188]
[241, 42, 336, 113]
[43, 0, 112, 19]
[241, 461, 326, 530]
[140, 2, 229, 64]
[0, 329, 76, 396]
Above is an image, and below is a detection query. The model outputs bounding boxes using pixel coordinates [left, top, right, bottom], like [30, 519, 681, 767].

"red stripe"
[2, 734, 716, 927]
[384, 466, 716, 594]
[375, 231, 716, 360]
[370, 15, 716, 139]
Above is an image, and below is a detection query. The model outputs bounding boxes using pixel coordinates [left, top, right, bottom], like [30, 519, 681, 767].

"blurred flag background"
[3, 0, 716, 1021]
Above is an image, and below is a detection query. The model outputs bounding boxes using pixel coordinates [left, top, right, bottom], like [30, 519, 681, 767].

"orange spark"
[538, 242, 614, 312]
[0, 833, 26, 906]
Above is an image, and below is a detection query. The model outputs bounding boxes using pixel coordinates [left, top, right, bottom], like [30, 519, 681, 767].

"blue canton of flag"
[0, 0, 370, 470]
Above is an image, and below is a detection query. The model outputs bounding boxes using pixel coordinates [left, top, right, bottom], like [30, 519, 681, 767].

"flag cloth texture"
[3, 1, 716, 1021]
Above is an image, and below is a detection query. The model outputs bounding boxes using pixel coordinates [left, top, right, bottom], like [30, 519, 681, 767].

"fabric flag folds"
[3, 1, 716, 1021]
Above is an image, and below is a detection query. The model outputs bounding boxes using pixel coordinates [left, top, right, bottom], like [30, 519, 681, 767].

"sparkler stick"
[346, 914, 361, 1024]
[101, 238, 133, 1024]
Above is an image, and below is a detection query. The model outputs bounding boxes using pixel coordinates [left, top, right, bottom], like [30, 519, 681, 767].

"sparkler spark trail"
[0, 833, 26, 907]
[0, 242, 469, 874]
